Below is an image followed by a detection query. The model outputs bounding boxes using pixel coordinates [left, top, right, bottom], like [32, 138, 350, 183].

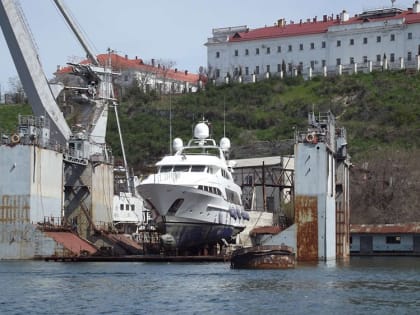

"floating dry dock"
[44, 254, 228, 263]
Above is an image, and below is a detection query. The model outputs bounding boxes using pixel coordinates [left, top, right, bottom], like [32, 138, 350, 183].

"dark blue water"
[0, 257, 419, 315]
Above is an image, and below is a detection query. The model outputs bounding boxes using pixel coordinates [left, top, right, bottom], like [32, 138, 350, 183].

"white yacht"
[137, 120, 249, 250]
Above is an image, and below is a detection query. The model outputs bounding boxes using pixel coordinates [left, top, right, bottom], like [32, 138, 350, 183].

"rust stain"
[0, 195, 30, 223]
[295, 195, 318, 261]
[45, 231, 97, 256]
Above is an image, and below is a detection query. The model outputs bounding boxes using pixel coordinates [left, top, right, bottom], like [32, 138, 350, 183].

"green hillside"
[0, 104, 32, 132]
[108, 71, 420, 167]
[2, 70, 420, 224]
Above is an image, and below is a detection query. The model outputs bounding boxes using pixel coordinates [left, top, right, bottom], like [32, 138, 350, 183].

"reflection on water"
[0, 257, 419, 314]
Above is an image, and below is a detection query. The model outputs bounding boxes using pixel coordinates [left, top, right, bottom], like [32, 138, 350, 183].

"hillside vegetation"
[2, 70, 420, 224]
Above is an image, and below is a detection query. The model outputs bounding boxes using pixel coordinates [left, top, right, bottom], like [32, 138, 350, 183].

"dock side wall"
[0, 145, 64, 259]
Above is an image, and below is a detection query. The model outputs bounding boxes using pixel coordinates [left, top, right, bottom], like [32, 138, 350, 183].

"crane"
[0, 0, 115, 155]
[0, 0, 72, 145]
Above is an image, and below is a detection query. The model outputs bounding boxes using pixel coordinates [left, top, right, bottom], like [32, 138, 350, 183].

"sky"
[0, 0, 415, 93]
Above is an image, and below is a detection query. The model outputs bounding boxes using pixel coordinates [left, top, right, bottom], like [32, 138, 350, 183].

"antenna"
[391, 0, 396, 7]
[223, 95, 226, 137]
[169, 93, 172, 154]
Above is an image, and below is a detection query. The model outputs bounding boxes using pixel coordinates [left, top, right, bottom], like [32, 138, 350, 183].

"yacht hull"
[156, 215, 244, 249]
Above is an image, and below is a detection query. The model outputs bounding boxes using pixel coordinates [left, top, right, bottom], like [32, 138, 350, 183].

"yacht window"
[125, 204, 130, 211]
[168, 198, 184, 214]
[131, 204, 135, 211]
[191, 165, 206, 172]
[120, 204, 124, 210]
[226, 188, 242, 205]
[160, 165, 172, 173]
[207, 167, 215, 174]
[173, 165, 190, 172]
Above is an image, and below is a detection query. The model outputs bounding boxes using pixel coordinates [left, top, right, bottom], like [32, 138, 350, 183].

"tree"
[7, 76, 26, 104]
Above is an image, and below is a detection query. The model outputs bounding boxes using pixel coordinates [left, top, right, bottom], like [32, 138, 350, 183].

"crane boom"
[0, 0, 72, 144]
[53, 0, 99, 66]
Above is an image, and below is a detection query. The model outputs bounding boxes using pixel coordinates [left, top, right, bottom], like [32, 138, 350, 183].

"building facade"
[351, 224, 420, 254]
[206, 2, 420, 83]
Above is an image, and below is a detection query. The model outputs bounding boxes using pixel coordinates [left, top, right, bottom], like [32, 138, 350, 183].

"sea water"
[0, 257, 419, 315]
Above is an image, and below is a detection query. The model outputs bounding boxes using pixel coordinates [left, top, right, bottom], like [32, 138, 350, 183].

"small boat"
[230, 244, 295, 269]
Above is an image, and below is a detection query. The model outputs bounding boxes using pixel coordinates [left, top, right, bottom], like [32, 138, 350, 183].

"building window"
[255, 66, 260, 75]
[321, 60, 326, 67]
[386, 236, 401, 244]
[277, 46, 281, 53]
[321, 41, 326, 48]
[376, 54, 381, 62]
[390, 34, 395, 41]
[408, 51, 412, 61]
[310, 42, 315, 49]
[277, 64, 281, 72]
[266, 65, 270, 72]
[336, 58, 341, 66]
[215, 69, 220, 78]
[350, 57, 354, 64]
[245, 48, 249, 56]
[408, 32, 413, 40]
[299, 43, 303, 51]
[245, 67, 249, 75]
[266, 47, 271, 54]
[288, 45, 292, 52]
[349, 38, 354, 45]
[337, 40, 341, 47]
[234, 49, 238, 56]
[390, 53, 395, 62]
[256, 48, 260, 55]
[377, 36, 381, 43]
[363, 56, 368, 63]
[310, 60, 315, 69]
[363, 37, 368, 44]
[216, 51, 220, 58]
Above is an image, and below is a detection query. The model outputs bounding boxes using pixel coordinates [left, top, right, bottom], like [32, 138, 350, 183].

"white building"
[206, 2, 420, 83]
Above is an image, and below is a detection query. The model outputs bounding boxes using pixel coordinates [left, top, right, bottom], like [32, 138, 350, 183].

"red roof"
[57, 53, 202, 84]
[250, 225, 282, 236]
[229, 8, 420, 42]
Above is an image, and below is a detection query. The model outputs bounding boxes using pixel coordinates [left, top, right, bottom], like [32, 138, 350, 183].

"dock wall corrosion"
[0, 145, 65, 259]
[0, 145, 63, 223]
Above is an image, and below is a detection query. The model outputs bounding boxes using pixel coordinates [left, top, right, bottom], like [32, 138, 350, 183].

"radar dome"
[172, 138, 183, 152]
[194, 122, 209, 139]
[220, 137, 231, 151]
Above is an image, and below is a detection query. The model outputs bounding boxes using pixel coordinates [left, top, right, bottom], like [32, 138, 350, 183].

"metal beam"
[0, 0, 72, 144]
[53, 0, 99, 66]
